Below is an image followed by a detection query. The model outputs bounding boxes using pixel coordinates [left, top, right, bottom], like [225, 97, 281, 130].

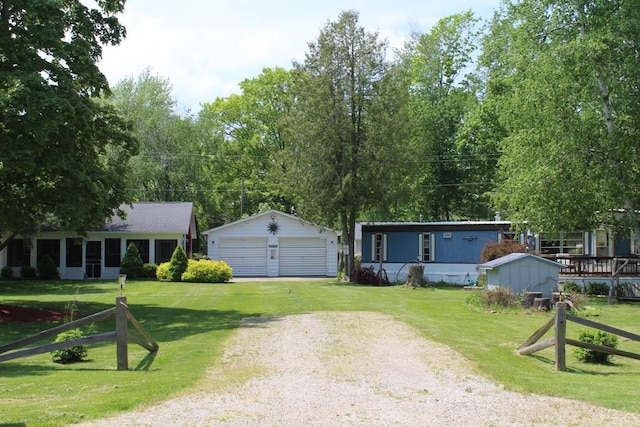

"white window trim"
[419, 233, 435, 262]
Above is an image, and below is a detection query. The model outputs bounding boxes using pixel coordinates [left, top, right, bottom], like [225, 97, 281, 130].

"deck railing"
[541, 255, 640, 276]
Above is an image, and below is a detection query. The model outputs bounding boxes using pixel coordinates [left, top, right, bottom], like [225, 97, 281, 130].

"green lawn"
[1, 279, 639, 426]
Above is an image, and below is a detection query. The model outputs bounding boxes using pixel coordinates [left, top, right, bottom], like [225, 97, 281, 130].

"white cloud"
[97, 0, 499, 113]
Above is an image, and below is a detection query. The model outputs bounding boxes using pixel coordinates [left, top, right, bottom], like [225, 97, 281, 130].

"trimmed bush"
[120, 242, 144, 279]
[20, 265, 37, 279]
[168, 246, 189, 282]
[574, 329, 618, 364]
[156, 262, 170, 280]
[37, 255, 60, 280]
[181, 259, 232, 283]
[142, 263, 158, 279]
[1, 266, 13, 279]
[51, 328, 88, 364]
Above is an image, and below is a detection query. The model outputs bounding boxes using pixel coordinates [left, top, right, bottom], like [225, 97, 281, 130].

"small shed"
[478, 253, 565, 297]
[203, 210, 338, 277]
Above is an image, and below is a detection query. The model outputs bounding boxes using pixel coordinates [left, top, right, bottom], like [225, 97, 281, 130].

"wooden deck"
[543, 255, 640, 277]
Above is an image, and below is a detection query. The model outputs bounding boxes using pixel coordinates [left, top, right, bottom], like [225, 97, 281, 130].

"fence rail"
[0, 296, 157, 370]
[518, 302, 640, 371]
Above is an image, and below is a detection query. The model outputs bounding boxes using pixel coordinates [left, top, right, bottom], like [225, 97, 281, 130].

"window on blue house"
[420, 233, 435, 262]
[372, 233, 387, 262]
[540, 232, 584, 255]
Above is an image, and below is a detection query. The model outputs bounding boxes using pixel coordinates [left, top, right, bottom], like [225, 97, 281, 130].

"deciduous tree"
[0, 0, 136, 250]
[483, 0, 640, 234]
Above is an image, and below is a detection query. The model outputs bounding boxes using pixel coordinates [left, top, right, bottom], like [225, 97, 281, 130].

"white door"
[218, 238, 267, 276]
[279, 238, 326, 276]
[267, 236, 279, 277]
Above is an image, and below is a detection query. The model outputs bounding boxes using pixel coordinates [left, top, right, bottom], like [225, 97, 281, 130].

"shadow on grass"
[0, 280, 118, 296]
[0, 299, 273, 375]
[528, 354, 640, 376]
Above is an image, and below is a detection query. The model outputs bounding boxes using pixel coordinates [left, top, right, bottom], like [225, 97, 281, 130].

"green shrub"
[586, 282, 609, 296]
[37, 255, 60, 280]
[1, 266, 13, 278]
[181, 259, 232, 283]
[574, 329, 618, 364]
[120, 242, 144, 279]
[156, 262, 170, 280]
[561, 282, 582, 294]
[20, 265, 37, 279]
[168, 246, 189, 282]
[51, 328, 88, 364]
[481, 286, 521, 308]
[142, 263, 158, 279]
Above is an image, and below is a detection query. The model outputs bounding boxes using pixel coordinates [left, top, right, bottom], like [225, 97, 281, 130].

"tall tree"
[483, 0, 640, 234]
[198, 67, 294, 222]
[402, 11, 483, 220]
[0, 0, 137, 249]
[109, 69, 199, 204]
[284, 11, 410, 276]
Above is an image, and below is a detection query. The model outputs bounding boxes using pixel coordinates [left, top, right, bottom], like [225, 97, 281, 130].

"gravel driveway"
[79, 311, 640, 426]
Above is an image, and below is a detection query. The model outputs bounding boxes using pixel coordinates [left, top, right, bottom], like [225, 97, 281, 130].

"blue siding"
[435, 231, 500, 263]
[362, 229, 502, 264]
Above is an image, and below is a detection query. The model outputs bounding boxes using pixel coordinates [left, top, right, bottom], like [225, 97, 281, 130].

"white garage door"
[218, 238, 266, 276]
[280, 238, 326, 276]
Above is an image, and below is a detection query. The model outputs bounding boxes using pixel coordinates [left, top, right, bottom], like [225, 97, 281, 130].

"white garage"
[203, 210, 338, 278]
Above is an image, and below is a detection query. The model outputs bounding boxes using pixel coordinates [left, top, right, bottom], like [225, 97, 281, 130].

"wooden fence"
[518, 302, 640, 371]
[0, 296, 158, 370]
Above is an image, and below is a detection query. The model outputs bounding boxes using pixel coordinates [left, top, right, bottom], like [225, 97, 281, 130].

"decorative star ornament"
[267, 219, 280, 235]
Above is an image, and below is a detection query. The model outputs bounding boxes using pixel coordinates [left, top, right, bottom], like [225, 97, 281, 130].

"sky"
[97, 0, 500, 114]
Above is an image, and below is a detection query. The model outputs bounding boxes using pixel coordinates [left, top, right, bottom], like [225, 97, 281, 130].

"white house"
[203, 210, 338, 277]
[0, 202, 197, 280]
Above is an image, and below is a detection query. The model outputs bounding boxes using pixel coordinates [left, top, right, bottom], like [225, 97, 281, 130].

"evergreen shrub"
[51, 328, 88, 364]
[156, 262, 170, 280]
[37, 255, 60, 280]
[574, 329, 618, 364]
[168, 246, 189, 282]
[120, 242, 144, 279]
[181, 259, 232, 283]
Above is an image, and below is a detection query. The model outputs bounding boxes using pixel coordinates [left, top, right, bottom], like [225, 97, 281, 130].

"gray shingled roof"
[104, 202, 194, 234]
[478, 252, 566, 270]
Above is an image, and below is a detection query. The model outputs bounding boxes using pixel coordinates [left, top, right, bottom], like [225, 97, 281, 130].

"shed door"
[218, 238, 267, 277]
[279, 238, 326, 276]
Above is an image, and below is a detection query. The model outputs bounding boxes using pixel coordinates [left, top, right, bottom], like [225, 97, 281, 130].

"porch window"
[37, 239, 61, 266]
[419, 233, 435, 262]
[155, 239, 177, 264]
[127, 239, 150, 263]
[66, 238, 82, 267]
[540, 232, 584, 255]
[7, 239, 31, 266]
[105, 238, 121, 267]
[371, 233, 387, 262]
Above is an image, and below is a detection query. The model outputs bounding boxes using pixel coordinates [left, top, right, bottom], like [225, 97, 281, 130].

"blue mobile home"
[361, 221, 512, 284]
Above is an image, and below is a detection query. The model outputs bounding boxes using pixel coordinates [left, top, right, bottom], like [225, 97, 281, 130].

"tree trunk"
[407, 265, 424, 288]
[524, 291, 543, 308]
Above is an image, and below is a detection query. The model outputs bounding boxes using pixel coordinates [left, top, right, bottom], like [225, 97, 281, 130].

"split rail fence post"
[116, 296, 128, 370]
[555, 302, 567, 371]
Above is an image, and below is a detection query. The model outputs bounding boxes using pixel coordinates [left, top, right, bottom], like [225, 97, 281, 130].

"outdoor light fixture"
[118, 274, 127, 295]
